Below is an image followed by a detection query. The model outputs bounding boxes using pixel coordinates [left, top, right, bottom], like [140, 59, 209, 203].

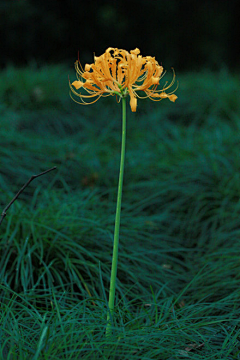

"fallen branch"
[0, 166, 57, 226]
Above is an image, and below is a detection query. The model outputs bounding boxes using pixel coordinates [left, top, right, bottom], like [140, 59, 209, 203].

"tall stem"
[106, 96, 127, 336]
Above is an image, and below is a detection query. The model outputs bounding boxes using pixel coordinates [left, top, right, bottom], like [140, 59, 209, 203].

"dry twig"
[0, 166, 57, 226]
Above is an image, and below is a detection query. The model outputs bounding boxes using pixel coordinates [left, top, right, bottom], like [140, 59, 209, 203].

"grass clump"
[0, 64, 240, 359]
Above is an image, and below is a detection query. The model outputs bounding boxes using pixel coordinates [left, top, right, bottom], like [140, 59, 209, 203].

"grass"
[0, 63, 240, 359]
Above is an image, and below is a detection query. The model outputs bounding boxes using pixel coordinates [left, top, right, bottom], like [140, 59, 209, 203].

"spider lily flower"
[70, 47, 178, 112]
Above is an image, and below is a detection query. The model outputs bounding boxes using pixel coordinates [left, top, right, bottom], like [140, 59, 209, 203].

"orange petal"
[159, 92, 168, 98]
[130, 48, 140, 55]
[150, 92, 178, 102]
[83, 80, 99, 91]
[85, 64, 91, 71]
[72, 80, 83, 89]
[168, 94, 178, 102]
[129, 90, 137, 112]
[151, 77, 159, 85]
[106, 47, 116, 52]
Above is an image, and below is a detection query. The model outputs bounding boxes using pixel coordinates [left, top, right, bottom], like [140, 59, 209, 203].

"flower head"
[70, 47, 178, 112]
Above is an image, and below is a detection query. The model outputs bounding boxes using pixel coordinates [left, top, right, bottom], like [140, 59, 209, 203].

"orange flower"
[70, 47, 178, 112]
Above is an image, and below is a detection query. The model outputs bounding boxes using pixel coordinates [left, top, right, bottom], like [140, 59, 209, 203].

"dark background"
[1, 0, 239, 71]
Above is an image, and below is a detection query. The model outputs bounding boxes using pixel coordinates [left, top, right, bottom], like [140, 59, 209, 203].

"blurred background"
[1, 0, 240, 211]
[1, 0, 239, 71]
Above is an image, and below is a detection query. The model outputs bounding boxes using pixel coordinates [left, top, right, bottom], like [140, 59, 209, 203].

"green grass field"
[0, 64, 240, 359]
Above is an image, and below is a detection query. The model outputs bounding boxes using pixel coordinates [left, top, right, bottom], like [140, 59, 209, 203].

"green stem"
[106, 96, 127, 337]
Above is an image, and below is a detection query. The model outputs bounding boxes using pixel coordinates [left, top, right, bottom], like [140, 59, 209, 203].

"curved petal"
[72, 80, 83, 90]
[128, 87, 137, 112]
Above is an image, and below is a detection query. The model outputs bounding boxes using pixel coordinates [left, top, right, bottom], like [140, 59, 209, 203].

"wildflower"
[70, 47, 178, 112]
[69, 47, 178, 338]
